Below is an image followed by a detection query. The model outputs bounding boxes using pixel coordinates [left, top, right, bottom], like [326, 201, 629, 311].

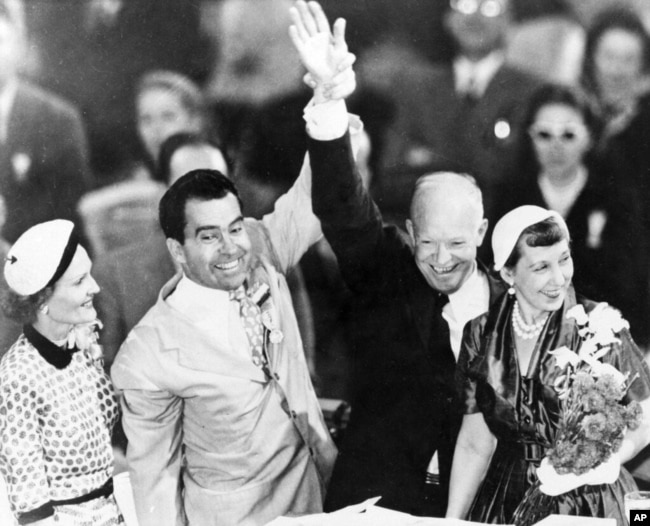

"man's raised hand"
[289, 1, 355, 101]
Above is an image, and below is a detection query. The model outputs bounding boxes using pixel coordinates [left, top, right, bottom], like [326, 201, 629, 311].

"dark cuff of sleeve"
[17, 502, 55, 524]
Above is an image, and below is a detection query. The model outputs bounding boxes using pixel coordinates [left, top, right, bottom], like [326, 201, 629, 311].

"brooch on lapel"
[11, 152, 31, 183]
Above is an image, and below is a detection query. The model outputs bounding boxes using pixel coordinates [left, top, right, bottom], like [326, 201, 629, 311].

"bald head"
[406, 172, 487, 294]
[410, 172, 484, 226]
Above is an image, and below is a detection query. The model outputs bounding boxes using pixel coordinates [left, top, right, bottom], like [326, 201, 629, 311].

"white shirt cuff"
[303, 98, 349, 141]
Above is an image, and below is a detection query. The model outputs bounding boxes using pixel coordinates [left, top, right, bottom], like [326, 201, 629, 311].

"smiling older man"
[288, 0, 508, 516]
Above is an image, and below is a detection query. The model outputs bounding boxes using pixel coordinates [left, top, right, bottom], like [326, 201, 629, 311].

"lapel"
[406, 263, 439, 356]
[407, 260, 503, 369]
[153, 273, 268, 383]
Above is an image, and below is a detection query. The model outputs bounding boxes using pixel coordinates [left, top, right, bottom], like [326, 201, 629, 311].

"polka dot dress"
[0, 333, 123, 525]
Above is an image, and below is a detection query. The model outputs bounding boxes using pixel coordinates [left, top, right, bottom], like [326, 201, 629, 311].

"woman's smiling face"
[44, 246, 100, 328]
[505, 238, 574, 320]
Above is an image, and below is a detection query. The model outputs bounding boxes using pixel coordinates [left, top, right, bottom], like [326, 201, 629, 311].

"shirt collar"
[453, 51, 505, 98]
[23, 324, 79, 369]
[447, 262, 487, 313]
[168, 273, 232, 321]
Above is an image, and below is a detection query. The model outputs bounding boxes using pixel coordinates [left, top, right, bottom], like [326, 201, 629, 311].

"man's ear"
[166, 238, 186, 266]
[476, 218, 488, 247]
[405, 218, 416, 246]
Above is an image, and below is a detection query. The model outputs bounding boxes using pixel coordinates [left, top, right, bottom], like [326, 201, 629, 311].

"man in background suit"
[290, 0, 506, 516]
[0, 0, 91, 243]
[375, 0, 542, 223]
[0, 193, 20, 357]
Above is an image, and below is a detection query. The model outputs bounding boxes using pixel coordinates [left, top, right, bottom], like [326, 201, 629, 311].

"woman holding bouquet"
[446, 205, 650, 525]
[0, 220, 123, 525]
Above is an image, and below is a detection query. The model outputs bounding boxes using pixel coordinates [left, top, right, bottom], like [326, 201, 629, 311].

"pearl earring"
[40, 304, 49, 315]
[507, 286, 515, 296]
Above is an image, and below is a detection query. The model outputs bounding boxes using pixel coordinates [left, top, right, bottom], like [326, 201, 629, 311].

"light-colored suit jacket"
[111, 156, 337, 526]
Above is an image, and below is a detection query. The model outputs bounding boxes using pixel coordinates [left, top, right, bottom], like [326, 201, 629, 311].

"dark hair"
[581, 6, 650, 95]
[156, 132, 223, 185]
[1, 285, 53, 324]
[514, 83, 597, 178]
[159, 169, 242, 243]
[503, 217, 570, 269]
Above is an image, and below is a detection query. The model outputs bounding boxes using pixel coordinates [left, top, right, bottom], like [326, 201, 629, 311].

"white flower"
[549, 346, 580, 369]
[65, 319, 103, 359]
[269, 329, 284, 344]
[588, 303, 629, 335]
[591, 363, 627, 388]
[567, 304, 589, 326]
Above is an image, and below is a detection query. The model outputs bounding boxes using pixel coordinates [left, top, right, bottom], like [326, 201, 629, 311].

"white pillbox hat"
[4, 219, 78, 296]
[492, 205, 568, 271]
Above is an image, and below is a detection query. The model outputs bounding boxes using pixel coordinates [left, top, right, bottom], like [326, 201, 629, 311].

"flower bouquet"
[512, 303, 642, 526]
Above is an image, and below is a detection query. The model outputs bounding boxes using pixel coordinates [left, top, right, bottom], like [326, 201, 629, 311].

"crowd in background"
[2, 0, 650, 524]
[1, 0, 650, 433]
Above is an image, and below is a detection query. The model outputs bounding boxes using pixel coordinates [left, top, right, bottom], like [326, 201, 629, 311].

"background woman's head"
[582, 6, 650, 107]
[517, 83, 595, 180]
[136, 70, 207, 163]
[493, 206, 572, 317]
[2, 220, 99, 336]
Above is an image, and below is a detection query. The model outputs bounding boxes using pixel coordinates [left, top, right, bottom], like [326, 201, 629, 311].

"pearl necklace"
[512, 300, 548, 340]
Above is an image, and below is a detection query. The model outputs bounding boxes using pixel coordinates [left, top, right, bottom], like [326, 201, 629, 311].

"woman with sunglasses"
[491, 82, 647, 346]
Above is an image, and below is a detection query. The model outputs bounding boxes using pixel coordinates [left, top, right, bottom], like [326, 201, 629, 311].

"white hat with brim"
[492, 205, 568, 271]
[4, 219, 79, 296]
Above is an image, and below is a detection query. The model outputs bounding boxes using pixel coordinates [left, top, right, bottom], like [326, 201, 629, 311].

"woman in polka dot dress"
[0, 220, 123, 525]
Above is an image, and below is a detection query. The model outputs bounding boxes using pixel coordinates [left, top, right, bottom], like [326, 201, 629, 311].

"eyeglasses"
[449, 0, 506, 18]
[528, 123, 588, 143]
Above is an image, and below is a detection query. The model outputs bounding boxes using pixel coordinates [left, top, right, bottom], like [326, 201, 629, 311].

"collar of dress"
[23, 324, 79, 369]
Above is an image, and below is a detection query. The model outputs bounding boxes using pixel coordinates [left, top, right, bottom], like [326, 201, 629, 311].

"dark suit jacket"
[0, 81, 91, 243]
[308, 132, 506, 515]
[377, 62, 542, 223]
[0, 239, 21, 358]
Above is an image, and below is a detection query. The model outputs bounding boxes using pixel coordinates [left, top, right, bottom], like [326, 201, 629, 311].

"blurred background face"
[169, 145, 228, 185]
[529, 103, 590, 179]
[594, 28, 645, 107]
[445, 0, 510, 60]
[137, 87, 203, 161]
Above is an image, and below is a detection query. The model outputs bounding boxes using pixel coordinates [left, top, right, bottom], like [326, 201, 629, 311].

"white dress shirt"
[453, 51, 505, 98]
[443, 263, 491, 360]
[167, 273, 251, 361]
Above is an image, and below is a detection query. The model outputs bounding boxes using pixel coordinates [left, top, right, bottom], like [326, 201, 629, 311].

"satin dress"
[457, 288, 650, 525]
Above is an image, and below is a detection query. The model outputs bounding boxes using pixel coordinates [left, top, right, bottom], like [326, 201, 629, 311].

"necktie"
[429, 293, 452, 376]
[230, 285, 268, 370]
